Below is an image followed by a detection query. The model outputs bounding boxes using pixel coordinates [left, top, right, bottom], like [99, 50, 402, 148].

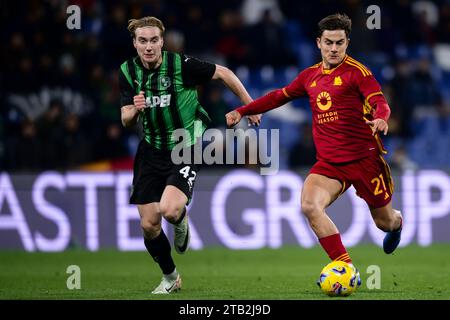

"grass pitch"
[0, 245, 449, 300]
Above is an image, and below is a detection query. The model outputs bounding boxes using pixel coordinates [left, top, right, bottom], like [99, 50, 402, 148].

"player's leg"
[159, 185, 188, 224]
[370, 201, 403, 254]
[162, 156, 199, 254]
[370, 201, 402, 232]
[301, 173, 353, 264]
[160, 185, 190, 254]
[353, 154, 403, 254]
[130, 141, 182, 294]
[138, 203, 181, 294]
[302, 173, 341, 237]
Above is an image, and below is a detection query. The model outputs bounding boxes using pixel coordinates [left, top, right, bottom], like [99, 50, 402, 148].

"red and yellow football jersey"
[282, 55, 386, 163]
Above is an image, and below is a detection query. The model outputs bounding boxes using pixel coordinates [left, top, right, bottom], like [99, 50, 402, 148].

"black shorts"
[129, 140, 200, 205]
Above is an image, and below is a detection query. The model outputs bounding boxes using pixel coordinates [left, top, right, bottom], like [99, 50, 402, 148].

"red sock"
[319, 233, 352, 264]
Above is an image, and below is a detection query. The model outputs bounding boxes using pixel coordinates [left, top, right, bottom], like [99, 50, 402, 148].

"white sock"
[165, 268, 178, 280]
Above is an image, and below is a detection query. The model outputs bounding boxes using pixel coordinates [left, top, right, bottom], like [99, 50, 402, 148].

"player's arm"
[357, 73, 391, 135]
[225, 71, 308, 128]
[212, 64, 261, 126]
[121, 92, 146, 128]
[365, 94, 391, 135]
[119, 69, 145, 128]
[121, 105, 138, 128]
[212, 65, 252, 105]
[182, 55, 260, 126]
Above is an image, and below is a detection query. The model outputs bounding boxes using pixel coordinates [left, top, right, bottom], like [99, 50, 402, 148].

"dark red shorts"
[309, 154, 394, 208]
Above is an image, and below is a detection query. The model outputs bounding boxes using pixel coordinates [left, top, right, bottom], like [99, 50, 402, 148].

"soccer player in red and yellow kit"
[226, 14, 403, 270]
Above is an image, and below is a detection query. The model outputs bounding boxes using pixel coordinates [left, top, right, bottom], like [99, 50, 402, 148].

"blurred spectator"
[390, 145, 419, 171]
[8, 120, 42, 171]
[437, 2, 450, 43]
[164, 30, 185, 53]
[36, 100, 65, 169]
[409, 58, 443, 120]
[389, 60, 414, 138]
[61, 114, 92, 169]
[183, 5, 215, 54]
[412, 0, 439, 44]
[215, 10, 249, 67]
[94, 122, 129, 161]
[241, 0, 284, 25]
[248, 9, 296, 67]
[203, 85, 230, 129]
[100, 4, 133, 69]
[98, 69, 122, 124]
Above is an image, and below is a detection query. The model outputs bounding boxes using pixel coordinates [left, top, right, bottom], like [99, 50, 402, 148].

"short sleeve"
[353, 69, 383, 100]
[119, 68, 134, 107]
[181, 54, 216, 87]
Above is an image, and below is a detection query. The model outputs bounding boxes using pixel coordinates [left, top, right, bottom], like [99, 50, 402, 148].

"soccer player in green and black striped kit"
[119, 16, 260, 294]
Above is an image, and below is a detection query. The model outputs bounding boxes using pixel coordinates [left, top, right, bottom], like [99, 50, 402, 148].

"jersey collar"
[321, 55, 348, 75]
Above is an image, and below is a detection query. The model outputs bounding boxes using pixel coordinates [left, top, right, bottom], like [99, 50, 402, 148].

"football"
[317, 261, 360, 297]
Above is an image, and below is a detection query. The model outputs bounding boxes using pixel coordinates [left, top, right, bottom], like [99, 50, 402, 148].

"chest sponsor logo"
[317, 111, 339, 124]
[146, 94, 171, 108]
[316, 91, 332, 111]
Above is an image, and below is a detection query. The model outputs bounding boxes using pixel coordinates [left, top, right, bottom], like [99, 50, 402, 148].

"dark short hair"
[317, 13, 352, 38]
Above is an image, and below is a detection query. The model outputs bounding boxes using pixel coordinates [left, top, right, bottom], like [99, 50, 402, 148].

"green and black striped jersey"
[119, 51, 215, 150]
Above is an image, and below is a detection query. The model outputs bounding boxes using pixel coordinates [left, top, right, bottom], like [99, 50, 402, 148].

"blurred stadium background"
[1, 0, 450, 299]
[3, 0, 450, 172]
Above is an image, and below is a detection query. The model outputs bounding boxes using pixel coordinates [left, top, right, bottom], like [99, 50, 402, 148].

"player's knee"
[159, 203, 183, 224]
[301, 200, 321, 219]
[140, 219, 160, 238]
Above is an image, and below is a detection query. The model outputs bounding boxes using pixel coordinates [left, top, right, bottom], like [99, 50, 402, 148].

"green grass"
[0, 245, 449, 300]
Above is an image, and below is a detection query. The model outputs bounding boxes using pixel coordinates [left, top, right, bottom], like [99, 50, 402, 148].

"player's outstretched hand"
[133, 91, 146, 112]
[225, 110, 242, 128]
[366, 118, 388, 135]
[247, 114, 262, 127]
